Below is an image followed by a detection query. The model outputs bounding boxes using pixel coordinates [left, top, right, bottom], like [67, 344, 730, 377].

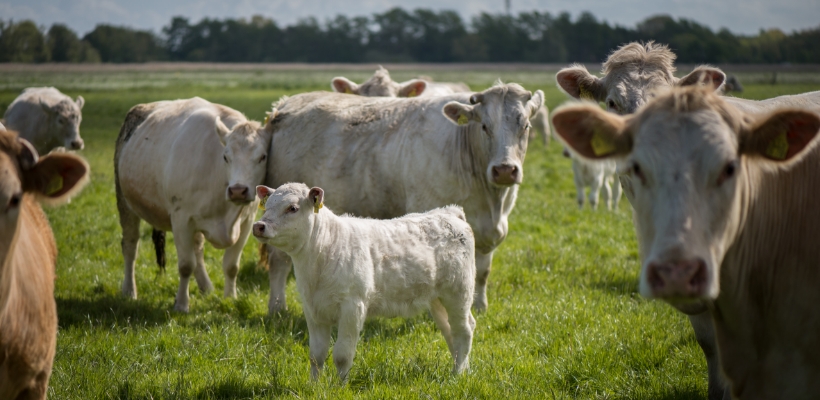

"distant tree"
[83, 25, 165, 62]
[0, 20, 50, 62]
[47, 24, 100, 63]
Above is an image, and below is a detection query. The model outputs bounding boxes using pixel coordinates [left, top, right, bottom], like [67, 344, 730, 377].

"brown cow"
[553, 86, 820, 399]
[0, 127, 89, 399]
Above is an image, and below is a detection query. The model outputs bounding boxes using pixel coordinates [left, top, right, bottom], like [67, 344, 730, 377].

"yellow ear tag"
[590, 130, 616, 156]
[766, 131, 789, 160]
[408, 89, 417, 98]
[314, 201, 323, 214]
[45, 175, 63, 196]
[263, 113, 270, 125]
[345, 88, 353, 94]
[457, 114, 469, 126]
[258, 195, 268, 210]
[579, 85, 594, 101]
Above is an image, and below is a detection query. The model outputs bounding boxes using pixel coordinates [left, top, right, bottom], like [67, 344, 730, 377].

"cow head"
[252, 183, 324, 253]
[40, 96, 85, 151]
[552, 87, 820, 308]
[331, 66, 427, 98]
[217, 111, 275, 204]
[556, 42, 725, 115]
[442, 83, 544, 187]
[0, 128, 89, 261]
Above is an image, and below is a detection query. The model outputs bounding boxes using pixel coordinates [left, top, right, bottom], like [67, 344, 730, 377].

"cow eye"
[259, 154, 267, 163]
[632, 162, 646, 184]
[287, 205, 299, 213]
[718, 160, 738, 186]
[607, 100, 618, 111]
[7, 192, 21, 211]
[223, 155, 228, 163]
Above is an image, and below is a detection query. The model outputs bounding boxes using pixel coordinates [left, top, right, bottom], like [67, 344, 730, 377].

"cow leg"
[588, 173, 605, 210]
[334, 301, 366, 382]
[172, 227, 199, 312]
[118, 204, 141, 299]
[267, 246, 293, 314]
[306, 316, 331, 380]
[601, 176, 613, 210]
[221, 216, 253, 298]
[473, 251, 493, 313]
[611, 176, 623, 210]
[192, 232, 214, 294]
[572, 161, 586, 209]
[689, 312, 729, 400]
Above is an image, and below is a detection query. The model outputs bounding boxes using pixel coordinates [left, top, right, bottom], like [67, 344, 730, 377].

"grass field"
[2, 67, 818, 399]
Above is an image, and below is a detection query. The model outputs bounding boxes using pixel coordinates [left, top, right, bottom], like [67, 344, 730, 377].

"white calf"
[562, 147, 621, 210]
[253, 183, 476, 380]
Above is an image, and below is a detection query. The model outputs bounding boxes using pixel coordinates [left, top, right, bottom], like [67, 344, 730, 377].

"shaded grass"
[2, 74, 817, 399]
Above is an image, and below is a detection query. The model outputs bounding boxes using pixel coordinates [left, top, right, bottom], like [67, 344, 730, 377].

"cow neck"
[445, 123, 490, 193]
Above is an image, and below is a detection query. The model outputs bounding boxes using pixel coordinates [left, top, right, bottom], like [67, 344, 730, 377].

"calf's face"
[41, 97, 85, 150]
[216, 118, 273, 204]
[252, 183, 324, 253]
[331, 67, 427, 98]
[443, 84, 544, 187]
[552, 90, 820, 309]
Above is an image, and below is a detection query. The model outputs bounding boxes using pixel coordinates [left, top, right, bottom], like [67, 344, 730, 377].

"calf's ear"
[397, 79, 427, 98]
[76, 95, 85, 109]
[555, 65, 606, 101]
[740, 109, 820, 162]
[677, 67, 726, 91]
[22, 153, 89, 205]
[331, 77, 359, 94]
[308, 187, 324, 213]
[528, 90, 545, 117]
[214, 116, 230, 146]
[442, 102, 480, 126]
[256, 185, 274, 201]
[552, 103, 631, 160]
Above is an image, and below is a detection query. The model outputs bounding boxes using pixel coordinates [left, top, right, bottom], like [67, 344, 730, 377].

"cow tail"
[152, 229, 166, 272]
[257, 243, 269, 271]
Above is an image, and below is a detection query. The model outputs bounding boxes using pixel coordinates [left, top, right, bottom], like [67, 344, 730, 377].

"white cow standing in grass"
[3, 87, 86, 154]
[553, 86, 820, 399]
[331, 67, 552, 147]
[253, 183, 476, 381]
[261, 83, 544, 316]
[114, 97, 273, 312]
[562, 147, 621, 210]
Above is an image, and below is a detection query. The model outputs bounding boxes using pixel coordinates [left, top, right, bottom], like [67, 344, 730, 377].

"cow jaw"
[0, 152, 22, 262]
[630, 110, 741, 305]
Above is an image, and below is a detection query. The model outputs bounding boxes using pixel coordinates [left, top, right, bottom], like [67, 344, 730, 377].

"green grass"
[2, 70, 817, 399]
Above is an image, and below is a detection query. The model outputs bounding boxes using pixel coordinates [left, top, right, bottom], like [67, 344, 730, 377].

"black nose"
[253, 222, 266, 237]
[70, 139, 84, 150]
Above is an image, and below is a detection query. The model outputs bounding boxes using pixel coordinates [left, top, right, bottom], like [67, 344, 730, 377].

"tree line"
[2, 9, 819, 64]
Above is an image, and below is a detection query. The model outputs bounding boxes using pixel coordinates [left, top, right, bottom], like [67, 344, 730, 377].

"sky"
[1, 0, 818, 37]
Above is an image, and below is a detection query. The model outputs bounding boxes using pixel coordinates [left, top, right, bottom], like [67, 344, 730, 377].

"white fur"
[3, 87, 85, 154]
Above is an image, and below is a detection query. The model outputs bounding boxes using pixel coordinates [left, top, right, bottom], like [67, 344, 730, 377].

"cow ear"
[308, 187, 324, 213]
[740, 109, 820, 162]
[332, 77, 359, 94]
[17, 138, 39, 171]
[75, 95, 85, 109]
[263, 108, 279, 134]
[555, 65, 606, 101]
[678, 67, 726, 91]
[552, 103, 631, 160]
[214, 116, 230, 146]
[398, 79, 426, 98]
[22, 153, 89, 205]
[527, 90, 545, 117]
[256, 185, 274, 201]
[442, 102, 480, 126]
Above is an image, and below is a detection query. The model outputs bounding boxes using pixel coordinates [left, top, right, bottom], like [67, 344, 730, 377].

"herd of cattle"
[1, 41, 819, 399]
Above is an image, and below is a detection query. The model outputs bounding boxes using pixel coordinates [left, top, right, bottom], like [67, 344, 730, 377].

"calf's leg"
[611, 176, 623, 210]
[440, 293, 474, 374]
[572, 160, 586, 209]
[306, 316, 331, 380]
[430, 298, 455, 355]
[267, 246, 293, 314]
[333, 301, 366, 381]
[588, 172, 605, 210]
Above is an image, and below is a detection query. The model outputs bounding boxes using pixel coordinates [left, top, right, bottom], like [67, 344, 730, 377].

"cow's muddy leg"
[172, 228, 199, 312]
[267, 246, 292, 314]
[222, 217, 253, 298]
[191, 232, 214, 294]
[473, 251, 493, 313]
[118, 204, 141, 299]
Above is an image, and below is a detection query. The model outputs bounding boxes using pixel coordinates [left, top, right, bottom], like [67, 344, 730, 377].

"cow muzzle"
[646, 258, 709, 299]
[252, 222, 269, 238]
[69, 138, 84, 150]
[491, 164, 521, 186]
[227, 184, 252, 203]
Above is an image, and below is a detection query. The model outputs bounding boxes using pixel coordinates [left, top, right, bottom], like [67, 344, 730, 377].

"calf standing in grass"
[115, 97, 273, 312]
[253, 183, 476, 380]
[0, 128, 89, 399]
[3, 87, 86, 154]
[562, 147, 621, 210]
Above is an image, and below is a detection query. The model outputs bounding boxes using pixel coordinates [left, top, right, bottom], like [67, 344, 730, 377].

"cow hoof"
[122, 285, 137, 299]
[173, 301, 189, 313]
[268, 303, 287, 316]
[472, 301, 487, 314]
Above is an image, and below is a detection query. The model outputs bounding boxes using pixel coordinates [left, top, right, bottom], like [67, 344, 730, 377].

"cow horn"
[470, 94, 484, 105]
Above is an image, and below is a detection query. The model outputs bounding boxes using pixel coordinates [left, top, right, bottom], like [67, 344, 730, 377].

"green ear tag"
[765, 131, 789, 160]
[258, 195, 268, 210]
[45, 175, 63, 196]
[579, 85, 594, 101]
[457, 114, 469, 126]
[345, 88, 353, 94]
[590, 131, 616, 156]
[408, 89, 417, 98]
[314, 201, 323, 214]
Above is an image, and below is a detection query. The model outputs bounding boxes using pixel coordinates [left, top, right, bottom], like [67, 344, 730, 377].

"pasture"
[2, 65, 818, 399]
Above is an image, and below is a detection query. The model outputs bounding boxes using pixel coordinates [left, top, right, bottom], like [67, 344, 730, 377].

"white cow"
[261, 83, 544, 315]
[115, 97, 273, 312]
[562, 147, 621, 210]
[331, 67, 552, 147]
[553, 86, 820, 399]
[253, 183, 476, 381]
[3, 87, 85, 154]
